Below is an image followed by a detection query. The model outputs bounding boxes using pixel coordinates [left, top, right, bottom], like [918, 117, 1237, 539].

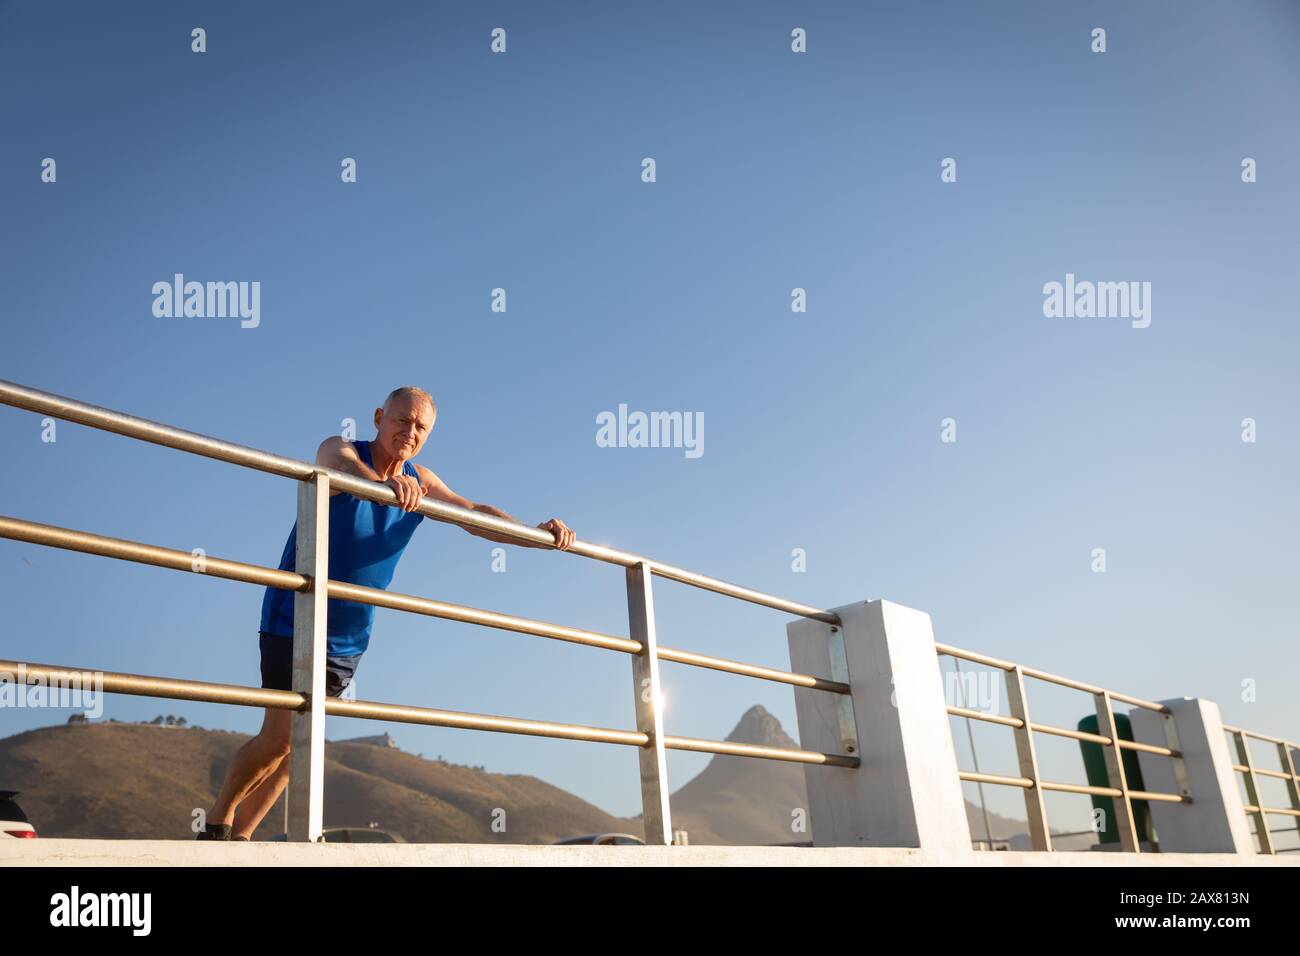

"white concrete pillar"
[1128, 698, 1254, 854]
[787, 599, 972, 853]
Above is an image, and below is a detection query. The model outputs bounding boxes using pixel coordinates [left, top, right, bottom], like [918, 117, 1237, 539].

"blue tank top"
[259, 439, 425, 656]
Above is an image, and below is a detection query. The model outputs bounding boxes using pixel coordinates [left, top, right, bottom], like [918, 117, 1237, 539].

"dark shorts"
[259, 632, 362, 698]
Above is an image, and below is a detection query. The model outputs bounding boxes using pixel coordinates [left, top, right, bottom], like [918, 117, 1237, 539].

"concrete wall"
[3, 839, 1297, 867]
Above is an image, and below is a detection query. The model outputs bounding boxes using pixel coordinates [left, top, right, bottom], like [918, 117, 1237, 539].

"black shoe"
[233, 835, 250, 841]
[196, 823, 232, 840]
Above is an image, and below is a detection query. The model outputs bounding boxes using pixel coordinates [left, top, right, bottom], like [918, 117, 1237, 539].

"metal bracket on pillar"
[1162, 711, 1192, 801]
[826, 625, 860, 757]
[288, 470, 329, 843]
[626, 561, 672, 846]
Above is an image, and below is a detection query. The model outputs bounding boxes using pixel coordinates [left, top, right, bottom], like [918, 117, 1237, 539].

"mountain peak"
[725, 705, 798, 749]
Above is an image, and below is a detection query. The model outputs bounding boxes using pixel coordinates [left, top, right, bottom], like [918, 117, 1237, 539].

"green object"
[1077, 713, 1153, 844]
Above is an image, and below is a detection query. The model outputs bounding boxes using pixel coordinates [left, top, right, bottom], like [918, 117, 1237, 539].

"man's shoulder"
[317, 435, 362, 459]
[319, 435, 362, 450]
[314, 437, 368, 482]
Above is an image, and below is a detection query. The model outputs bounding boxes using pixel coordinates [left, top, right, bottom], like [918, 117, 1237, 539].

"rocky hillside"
[0, 706, 1054, 846]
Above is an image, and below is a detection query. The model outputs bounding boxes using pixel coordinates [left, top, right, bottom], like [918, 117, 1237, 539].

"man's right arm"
[315, 436, 383, 495]
[314, 437, 426, 512]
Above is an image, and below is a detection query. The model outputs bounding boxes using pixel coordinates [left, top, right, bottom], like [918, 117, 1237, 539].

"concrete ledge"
[3, 840, 1297, 867]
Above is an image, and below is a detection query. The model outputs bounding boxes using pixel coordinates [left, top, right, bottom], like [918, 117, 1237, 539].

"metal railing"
[936, 645, 1299, 855]
[0, 379, 859, 844]
[1223, 724, 1300, 854]
[935, 642, 1191, 853]
[5, 377, 1293, 854]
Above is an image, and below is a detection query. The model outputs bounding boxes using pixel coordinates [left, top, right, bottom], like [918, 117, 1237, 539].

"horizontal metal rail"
[1233, 764, 1298, 781]
[328, 579, 848, 692]
[0, 379, 839, 625]
[0, 659, 858, 767]
[0, 514, 304, 591]
[0, 514, 845, 693]
[957, 770, 1190, 804]
[945, 706, 1180, 757]
[936, 642, 1169, 713]
[661, 734, 856, 766]
[654, 646, 849, 693]
[1223, 724, 1297, 747]
[947, 705, 1022, 728]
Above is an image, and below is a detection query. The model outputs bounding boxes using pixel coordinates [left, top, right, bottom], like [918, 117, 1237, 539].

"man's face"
[374, 396, 435, 463]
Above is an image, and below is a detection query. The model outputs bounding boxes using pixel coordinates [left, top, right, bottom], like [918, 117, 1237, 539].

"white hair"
[383, 386, 436, 417]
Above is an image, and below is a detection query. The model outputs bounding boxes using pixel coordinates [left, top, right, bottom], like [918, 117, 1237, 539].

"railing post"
[287, 470, 330, 843]
[1094, 690, 1142, 851]
[1233, 730, 1272, 854]
[787, 599, 972, 854]
[626, 561, 672, 845]
[1005, 665, 1052, 851]
[1129, 698, 1254, 853]
[1277, 740, 1300, 849]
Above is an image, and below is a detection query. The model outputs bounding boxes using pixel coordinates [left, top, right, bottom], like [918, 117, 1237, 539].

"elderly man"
[198, 385, 574, 840]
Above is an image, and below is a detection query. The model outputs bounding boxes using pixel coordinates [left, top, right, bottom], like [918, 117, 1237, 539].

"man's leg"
[205, 707, 292, 829]
[212, 649, 360, 838]
[231, 752, 291, 839]
[226, 656, 357, 839]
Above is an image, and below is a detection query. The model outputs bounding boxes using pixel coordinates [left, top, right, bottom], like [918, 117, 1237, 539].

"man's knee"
[266, 727, 292, 760]
[256, 711, 293, 760]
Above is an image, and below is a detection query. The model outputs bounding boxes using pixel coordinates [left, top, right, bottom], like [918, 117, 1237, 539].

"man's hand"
[386, 473, 424, 512]
[538, 518, 575, 551]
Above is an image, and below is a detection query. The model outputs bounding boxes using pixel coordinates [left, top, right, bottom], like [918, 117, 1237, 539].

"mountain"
[0, 707, 1062, 847]
[0, 722, 625, 842]
[624, 704, 1046, 847]
[638, 704, 808, 844]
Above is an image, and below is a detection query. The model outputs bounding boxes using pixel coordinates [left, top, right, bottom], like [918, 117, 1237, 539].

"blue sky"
[2, 1, 1297, 833]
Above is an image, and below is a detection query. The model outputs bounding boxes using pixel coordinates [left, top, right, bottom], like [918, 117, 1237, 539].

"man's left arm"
[413, 464, 575, 551]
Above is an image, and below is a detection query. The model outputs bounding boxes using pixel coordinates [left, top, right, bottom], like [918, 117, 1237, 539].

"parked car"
[0, 791, 36, 839]
[269, 825, 405, 843]
[552, 833, 645, 846]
